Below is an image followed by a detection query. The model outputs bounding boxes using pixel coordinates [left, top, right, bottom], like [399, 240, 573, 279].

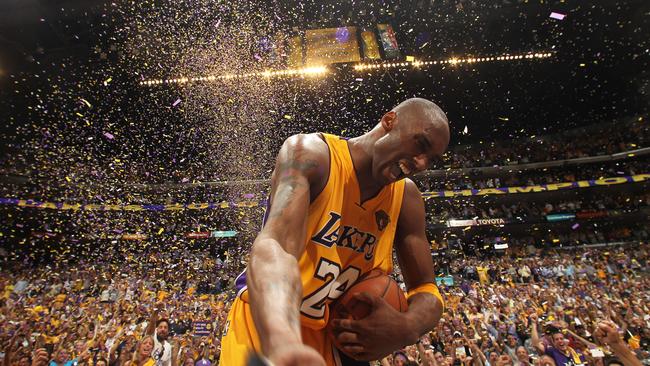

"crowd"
[1, 239, 647, 366]
[0, 243, 236, 366]
[1, 116, 647, 190]
[432, 223, 649, 259]
[426, 193, 650, 223]
[419, 158, 649, 193]
[449, 118, 648, 169]
[399, 245, 650, 366]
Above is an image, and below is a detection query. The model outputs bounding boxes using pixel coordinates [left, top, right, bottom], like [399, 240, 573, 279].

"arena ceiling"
[0, 0, 648, 183]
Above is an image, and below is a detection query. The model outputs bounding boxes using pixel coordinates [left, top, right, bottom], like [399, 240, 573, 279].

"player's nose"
[413, 154, 429, 172]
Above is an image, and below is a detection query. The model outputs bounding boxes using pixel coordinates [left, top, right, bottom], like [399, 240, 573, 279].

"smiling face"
[156, 320, 169, 340]
[516, 346, 529, 362]
[371, 99, 450, 185]
[552, 333, 568, 352]
[139, 337, 154, 358]
[56, 349, 68, 363]
[507, 335, 518, 347]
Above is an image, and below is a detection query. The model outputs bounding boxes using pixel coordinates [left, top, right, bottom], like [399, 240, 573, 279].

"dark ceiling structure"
[0, 0, 648, 184]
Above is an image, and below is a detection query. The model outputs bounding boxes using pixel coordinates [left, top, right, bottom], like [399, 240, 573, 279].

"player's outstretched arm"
[394, 179, 444, 338]
[246, 134, 327, 366]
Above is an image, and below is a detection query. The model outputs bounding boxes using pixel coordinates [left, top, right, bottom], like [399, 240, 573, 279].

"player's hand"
[332, 292, 417, 361]
[266, 343, 326, 366]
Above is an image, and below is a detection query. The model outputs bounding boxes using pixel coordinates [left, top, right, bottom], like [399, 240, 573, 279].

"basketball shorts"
[219, 296, 369, 366]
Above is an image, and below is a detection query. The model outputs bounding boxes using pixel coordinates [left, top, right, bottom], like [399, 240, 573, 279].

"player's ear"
[380, 111, 397, 132]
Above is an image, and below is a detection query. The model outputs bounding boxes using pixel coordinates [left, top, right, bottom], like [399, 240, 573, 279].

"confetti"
[103, 132, 115, 140]
[172, 98, 182, 107]
[549, 12, 566, 20]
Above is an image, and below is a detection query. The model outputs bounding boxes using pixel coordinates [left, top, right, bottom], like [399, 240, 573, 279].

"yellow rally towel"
[568, 347, 584, 365]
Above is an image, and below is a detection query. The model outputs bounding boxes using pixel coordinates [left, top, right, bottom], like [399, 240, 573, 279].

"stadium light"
[140, 65, 329, 86]
[351, 51, 553, 72]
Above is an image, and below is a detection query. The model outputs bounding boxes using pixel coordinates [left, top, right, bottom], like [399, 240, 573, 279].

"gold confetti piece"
[405, 55, 415, 62]
[65, 176, 71, 182]
[75, 112, 84, 117]
[158, 228, 164, 235]
[80, 98, 92, 107]
[283, 115, 292, 120]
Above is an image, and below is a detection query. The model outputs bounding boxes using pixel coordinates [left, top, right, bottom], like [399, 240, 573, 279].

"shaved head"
[391, 97, 451, 157]
[392, 97, 448, 126]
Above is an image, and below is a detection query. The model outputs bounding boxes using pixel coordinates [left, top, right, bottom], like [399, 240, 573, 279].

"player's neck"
[347, 134, 384, 199]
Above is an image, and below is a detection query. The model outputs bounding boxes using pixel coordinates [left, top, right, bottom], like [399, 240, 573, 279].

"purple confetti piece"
[181, 177, 189, 183]
[172, 98, 182, 107]
[254, 54, 262, 61]
[572, 223, 580, 230]
[103, 132, 114, 140]
[243, 193, 255, 199]
[549, 12, 566, 20]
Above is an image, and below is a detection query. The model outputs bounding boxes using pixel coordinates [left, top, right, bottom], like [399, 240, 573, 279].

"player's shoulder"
[402, 178, 424, 200]
[280, 133, 329, 161]
[396, 178, 426, 226]
[275, 133, 330, 182]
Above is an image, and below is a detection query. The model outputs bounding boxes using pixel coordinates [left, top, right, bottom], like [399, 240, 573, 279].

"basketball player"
[220, 98, 449, 366]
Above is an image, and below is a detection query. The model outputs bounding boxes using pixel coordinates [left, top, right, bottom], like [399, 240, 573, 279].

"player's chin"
[345, 351, 374, 362]
[340, 347, 379, 362]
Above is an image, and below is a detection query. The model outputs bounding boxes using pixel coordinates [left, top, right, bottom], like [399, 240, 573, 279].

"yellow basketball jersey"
[239, 133, 406, 330]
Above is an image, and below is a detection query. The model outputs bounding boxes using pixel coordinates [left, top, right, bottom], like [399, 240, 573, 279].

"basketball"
[326, 269, 408, 356]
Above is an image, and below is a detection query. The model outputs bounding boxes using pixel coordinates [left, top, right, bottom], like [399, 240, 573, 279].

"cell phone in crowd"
[45, 343, 55, 355]
[456, 347, 467, 358]
[590, 348, 605, 358]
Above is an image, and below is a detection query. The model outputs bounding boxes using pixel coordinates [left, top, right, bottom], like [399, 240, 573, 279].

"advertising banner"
[193, 321, 212, 337]
[121, 233, 148, 240]
[287, 35, 303, 67]
[576, 211, 608, 219]
[377, 24, 400, 59]
[360, 30, 381, 60]
[305, 27, 361, 65]
[185, 232, 211, 239]
[1, 174, 647, 212]
[546, 213, 576, 222]
[447, 218, 506, 227]
[211, 230, 238, 238]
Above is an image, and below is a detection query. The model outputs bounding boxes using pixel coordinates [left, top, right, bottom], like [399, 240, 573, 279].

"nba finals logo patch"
[375, 210, 390, 231]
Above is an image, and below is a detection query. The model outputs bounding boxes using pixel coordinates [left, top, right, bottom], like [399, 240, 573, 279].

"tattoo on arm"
[267, 159, 318, 219]
[263, 275, 302, 330]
